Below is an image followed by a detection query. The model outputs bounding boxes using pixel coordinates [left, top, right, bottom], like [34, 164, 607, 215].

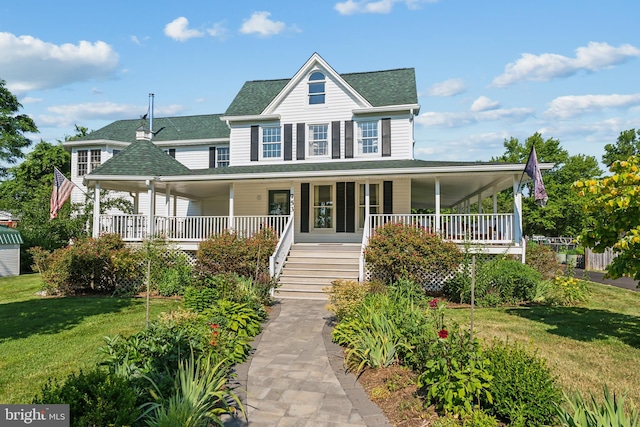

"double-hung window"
[313, 185, 333, 229]
[359, 183, 379, 227]
[77, 150, 88, 176]
[262, 126, 281, 159]
[308, 124, 329, 156]
[217, 147, 230, 167]
[357, 121, 379, 154]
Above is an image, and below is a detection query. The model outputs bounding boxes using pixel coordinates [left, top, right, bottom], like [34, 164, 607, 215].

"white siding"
[229, 67, 415, 166]
[0, 245, 20, 277]
[175, 145, 209, 169]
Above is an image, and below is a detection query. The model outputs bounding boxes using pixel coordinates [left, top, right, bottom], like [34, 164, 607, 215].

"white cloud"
[20, 96, 42, 104]
[493, 42, 640, 87]
[240, 12, 286, 37]
[424, 78, 467, 97]
[471, 96, 500, 112]
[335, 0, 437, 15]
[0, 32, 119, 94]
[164, 17, 204, 42]
[415, 107, 533, 128]
[546, 93, 640, 119]
[38, 102, 186, 127]
[206, 22, 228, 39]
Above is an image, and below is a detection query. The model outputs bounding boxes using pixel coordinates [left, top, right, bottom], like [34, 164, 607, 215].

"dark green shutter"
[382, 118, 391, 157]
[250, 125, 259, 162]
[300, 183, 309, 233]
[284, 124, 292, 161]
[345, 120, 353, 159]
[383, 181, 393, 214]
[336, 182, 355, 233]
[168, 148, 175, 158]
[209, 147, 216, 168]
[332, 121, 340, 159]
[296, 123, 305, 160]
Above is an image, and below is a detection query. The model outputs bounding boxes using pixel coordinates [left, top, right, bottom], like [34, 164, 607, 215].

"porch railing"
[367, 213, 514, 244]
[99, 214, 290, 241]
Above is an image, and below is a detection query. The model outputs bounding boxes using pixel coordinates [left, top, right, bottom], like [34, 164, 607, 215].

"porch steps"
[275, 243, 361, 300]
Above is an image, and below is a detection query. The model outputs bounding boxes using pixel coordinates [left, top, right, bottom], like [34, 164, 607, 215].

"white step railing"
[269, 213, 294, 280]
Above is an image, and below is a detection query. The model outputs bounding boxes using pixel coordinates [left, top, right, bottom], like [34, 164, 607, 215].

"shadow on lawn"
[0, 296, 135, 342]
[505, 305, 640, 349]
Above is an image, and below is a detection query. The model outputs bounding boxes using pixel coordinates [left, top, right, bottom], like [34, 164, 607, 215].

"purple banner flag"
[524, 146, 548, 207]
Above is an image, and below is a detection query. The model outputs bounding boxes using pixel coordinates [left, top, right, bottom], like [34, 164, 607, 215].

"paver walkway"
[223, 299, 391, 427]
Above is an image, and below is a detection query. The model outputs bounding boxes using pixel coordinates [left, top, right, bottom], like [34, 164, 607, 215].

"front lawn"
[0, 274, 180, 403]
[447, 281, 640, 404]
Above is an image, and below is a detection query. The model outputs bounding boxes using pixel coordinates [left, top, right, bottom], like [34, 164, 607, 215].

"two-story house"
[66, 53, 549, 297]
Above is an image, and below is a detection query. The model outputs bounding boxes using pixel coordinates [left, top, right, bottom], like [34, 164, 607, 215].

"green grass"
[0, 274, 181, 403]
[446, 281, 640, 405]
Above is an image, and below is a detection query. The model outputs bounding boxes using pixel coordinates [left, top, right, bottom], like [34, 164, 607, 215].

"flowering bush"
[535, 275, 591, 307]
[417, 299, 493, 416]
[365, 222, 463, 285]
[526, 241, 562, 280]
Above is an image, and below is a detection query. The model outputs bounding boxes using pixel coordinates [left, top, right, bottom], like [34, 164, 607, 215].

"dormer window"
[308, 72, 325, 105]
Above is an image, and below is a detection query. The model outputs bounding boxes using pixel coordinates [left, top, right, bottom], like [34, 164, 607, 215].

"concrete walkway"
[223, 299, 391, 427]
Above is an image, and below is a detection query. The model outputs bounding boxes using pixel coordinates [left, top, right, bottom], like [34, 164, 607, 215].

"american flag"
[524, 145, 548, 207]
[50, 167, 75, 220]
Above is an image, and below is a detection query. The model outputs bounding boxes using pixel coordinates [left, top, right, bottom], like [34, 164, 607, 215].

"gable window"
[358, 121, 378, 154]
[90, 149, 101, 170]
[308, 124, 329, 156]
[217, 147, 230, 167]
[262, 126, 281, 158]
[77, 150, 88, 176]
[313, 185, 333, 229]
[359, 183, 379, 227]
[308, 71, 325, 105]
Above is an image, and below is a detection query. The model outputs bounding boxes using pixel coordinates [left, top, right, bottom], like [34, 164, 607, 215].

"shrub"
[535, 275, 591, 307]
[462, 409, 498, 427]
[443, 258, 541, 306]
[557, 386, 639, 427]
[526, 241, 562, 280]
[32, 367, 140, 427]
[365, 222, 463, 285]
[482, 339, 561, 426]
[324, 279, 371, 320]
[182, 286, 218, 312]
[195, 228, 277, 280]
[38, 234, 144, 296]
[155, 251, 193, 297]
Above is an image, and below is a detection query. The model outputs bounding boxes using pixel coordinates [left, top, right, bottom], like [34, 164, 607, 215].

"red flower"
[429, 298, 438, 308]
[210, 323, 219, 329]
[438, 329, 449, 339]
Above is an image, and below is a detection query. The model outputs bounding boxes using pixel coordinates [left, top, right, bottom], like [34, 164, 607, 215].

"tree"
[0, 79, 37, 178]
[491, 133, 602, 237]
[576, 156, 640, 282]
[602, 129, 640, 167]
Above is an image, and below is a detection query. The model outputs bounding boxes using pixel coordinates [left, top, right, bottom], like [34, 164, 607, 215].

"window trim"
[216, 146, 230, 167]
[308, 123, 330, 158]
[357, 120, 379, 156]
[308, 71, 326, 105]
[261, 126, 282, 160]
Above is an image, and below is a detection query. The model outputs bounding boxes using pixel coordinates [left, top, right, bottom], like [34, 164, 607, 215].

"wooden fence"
[584, 247, 616, 271]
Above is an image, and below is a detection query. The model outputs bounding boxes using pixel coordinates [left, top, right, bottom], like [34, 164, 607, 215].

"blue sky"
[1, 0, 639, 165]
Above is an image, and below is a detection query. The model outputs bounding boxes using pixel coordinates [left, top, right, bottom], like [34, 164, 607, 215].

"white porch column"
[290, 182, 295, 244]
[147, 180, 155, 237]
[92, 182, 101, 238]
[493, 186, 498, 214]
[165, 184, 172, 217]
[365, 180, 370, 222]
[513, 175, 523, 249]
[477, 194, 482, 214]
[229, 183, 235, 231]
[435, 178, 441, 232]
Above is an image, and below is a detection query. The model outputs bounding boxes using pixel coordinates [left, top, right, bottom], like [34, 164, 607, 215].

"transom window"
[313, 185, 333, 229]
[262, 127, 281, 158]
[308, 71, 325, 105]
[358, 121, 379, 154]
[359, 184, 379, 227]
[308, 124, 329, 156]
[217, 147, 230, 167]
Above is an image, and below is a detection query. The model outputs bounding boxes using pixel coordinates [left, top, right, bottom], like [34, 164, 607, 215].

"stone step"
[280, 268, 358, 278]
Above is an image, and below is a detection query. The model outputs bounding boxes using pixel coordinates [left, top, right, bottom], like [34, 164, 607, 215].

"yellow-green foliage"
[537, 275, 591, 307]
[324, 279, 370, 320]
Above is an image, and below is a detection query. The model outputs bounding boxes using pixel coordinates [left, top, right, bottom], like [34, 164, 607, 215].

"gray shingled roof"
[224, 69, 418, 116]
[89, 138, 191, 176]
[78, 114, 229, 143]
[0, 226, 23, 245]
